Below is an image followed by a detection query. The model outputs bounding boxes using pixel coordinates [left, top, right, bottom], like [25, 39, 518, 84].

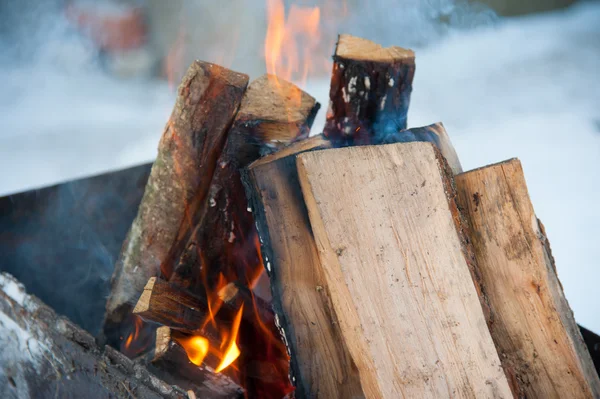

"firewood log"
[0, 273, 190, 399]
[167, 74, 320, 295]
[242, 135, 363, 399]
[324, 34, 415, 145]
[133, 277, 274, 336]
[151, 326, 244, 398]
[104, 61, 249, 346]
[296, 143, 513, 398]
[455, 159, 600, 398]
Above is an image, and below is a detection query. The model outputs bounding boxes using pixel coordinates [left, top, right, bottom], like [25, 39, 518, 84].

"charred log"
[324, 34, 415, 145]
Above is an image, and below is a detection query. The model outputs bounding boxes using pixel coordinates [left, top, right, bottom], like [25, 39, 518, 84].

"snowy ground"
[1, 2, 599, 331]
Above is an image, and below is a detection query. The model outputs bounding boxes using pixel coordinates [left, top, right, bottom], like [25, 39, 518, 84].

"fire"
[215, 304, 244, 372]
[265, 0, 322, 86]
[176, 335, 210, 366]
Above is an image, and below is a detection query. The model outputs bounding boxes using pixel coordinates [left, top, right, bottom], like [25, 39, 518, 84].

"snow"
[0, 3, 599, 331]
[0, 274, 26, 305]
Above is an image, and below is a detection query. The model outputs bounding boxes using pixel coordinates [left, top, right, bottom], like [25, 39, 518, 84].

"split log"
[323, 34, 415, 145]
[150, 327, 244, 398]
[133, 277, 274, 335]
[296, 142, 513, 398]
[455, 159, 600, 398]
[104, 62, 249, 346]
[161, 75, 319, 397]
[242, 136, 363, 398]
[382, 122, 463, 174]
[168, 74, 320, 295]
[0, 272, 190, 399]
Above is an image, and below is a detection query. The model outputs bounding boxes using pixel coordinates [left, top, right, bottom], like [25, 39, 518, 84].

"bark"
[324, 34, 415, 145]
[104, 61, 248, 347]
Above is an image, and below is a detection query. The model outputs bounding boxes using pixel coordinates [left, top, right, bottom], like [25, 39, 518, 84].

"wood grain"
[455, 159, 600, 398]
[297, 142, 512, 398]
[243, 139, 363, 399]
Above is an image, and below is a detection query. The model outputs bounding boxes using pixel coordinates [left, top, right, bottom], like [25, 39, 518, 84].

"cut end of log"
[187, 60, 250, 91]
[235, 74, 320, 144]
[336, 34, 414, 62]
[154, 326, 172, 361]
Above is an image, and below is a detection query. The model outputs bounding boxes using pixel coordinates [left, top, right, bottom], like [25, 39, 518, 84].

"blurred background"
[0, 0, 598, 332]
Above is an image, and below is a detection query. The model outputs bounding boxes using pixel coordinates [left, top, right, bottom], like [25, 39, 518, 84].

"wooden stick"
[455, 159, 600, 398]
[168, 74, 320, 294]
[242, 137, 363, 398]
[104, 61, 249, 344]
[383, 122, 462, 174]
[324, 34, 415, 145]
[296, 142, 513, 398]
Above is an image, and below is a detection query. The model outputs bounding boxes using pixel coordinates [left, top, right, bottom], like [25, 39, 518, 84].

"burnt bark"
[324, 34, 415, 145]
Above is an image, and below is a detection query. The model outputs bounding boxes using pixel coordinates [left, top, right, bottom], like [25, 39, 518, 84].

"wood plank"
[296, 142, 512, 398]
[324, 34, 415, 145]
[242, 139, 363, 398]
[104, 61, 249, 345]
[455, 159, 600, 398]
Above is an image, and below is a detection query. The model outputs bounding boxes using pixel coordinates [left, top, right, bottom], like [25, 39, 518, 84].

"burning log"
[0, 273, 189, 399]
[324, 34, 415, 145]
[104, 61, 249, 346]
[151, 327, 244, 398]
[295, 143, 513, 398]
[167, 74, 320, 291]
[133, 277, 274, 336]
[242, 135, 364, 398]
[455, 159, 600, 398]
[162, 75, 318, 399]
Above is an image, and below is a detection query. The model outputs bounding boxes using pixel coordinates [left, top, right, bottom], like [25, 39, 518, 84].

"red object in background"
[66, 1, 146, 52]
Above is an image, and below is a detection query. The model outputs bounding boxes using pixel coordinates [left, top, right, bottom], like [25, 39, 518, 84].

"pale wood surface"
[297, 142, 512, 398]
[244, 144, 364, 398]
[455, 159, 600, 398]
[336, 34, 414, 62]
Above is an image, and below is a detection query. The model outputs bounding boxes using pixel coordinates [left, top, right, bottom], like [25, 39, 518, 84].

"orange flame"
[265, 0, 322, 86]
[124, 315, 142, 350]
[176, 335, 210, 366]
[215, 304, 244, 372]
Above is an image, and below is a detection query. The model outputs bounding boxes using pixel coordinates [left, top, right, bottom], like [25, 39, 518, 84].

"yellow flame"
[264, 0, 321, 85]
[215, 304, 244, 372]
[177, 336, 210, 366]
